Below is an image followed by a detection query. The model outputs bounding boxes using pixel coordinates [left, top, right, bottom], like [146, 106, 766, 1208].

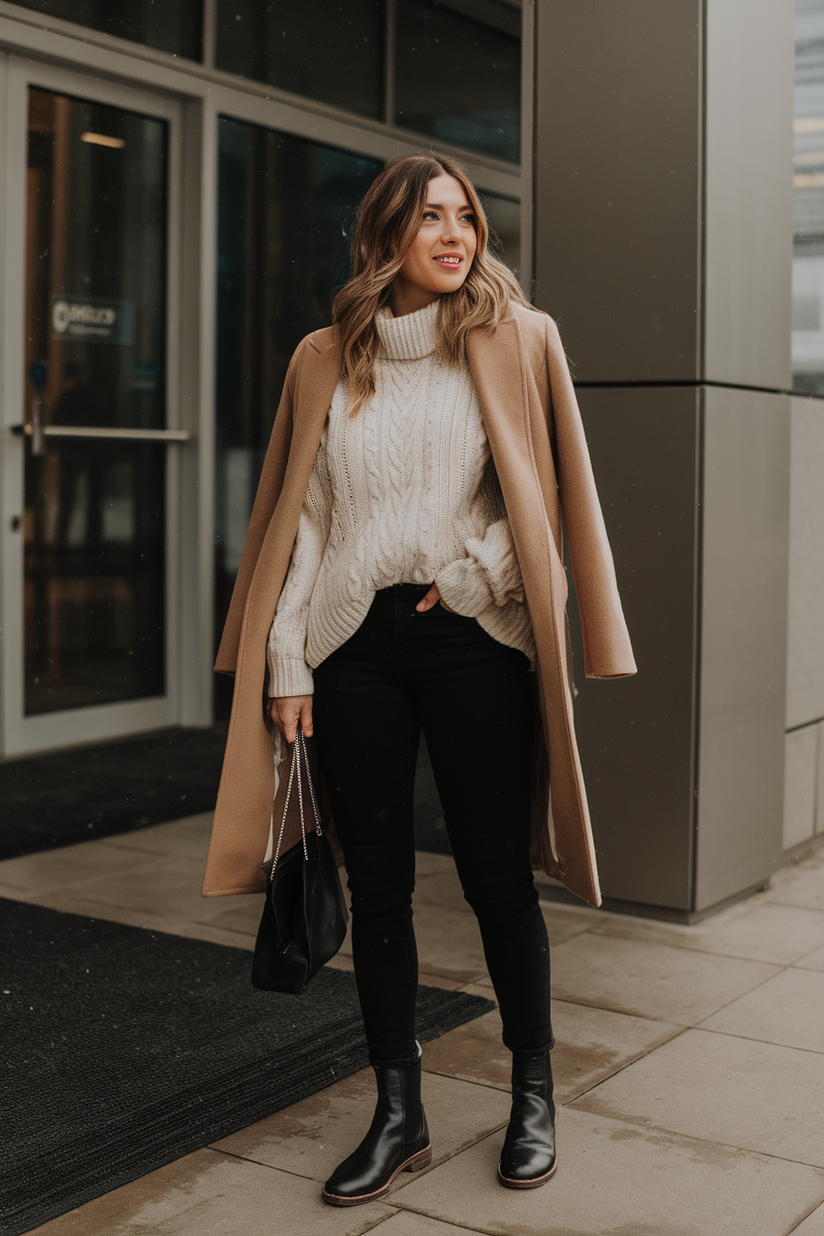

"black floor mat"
[0, 726, 452, 862]
[0, 726, 228, 861]
[0, 898, 495, 1235]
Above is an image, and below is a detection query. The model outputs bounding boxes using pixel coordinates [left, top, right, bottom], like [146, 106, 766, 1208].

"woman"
[203, 154, 636, 1205]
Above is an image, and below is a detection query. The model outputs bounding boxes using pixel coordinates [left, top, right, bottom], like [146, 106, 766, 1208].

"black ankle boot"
[322, 1055, 431, 1206]
[498, 1048, 557, 1188]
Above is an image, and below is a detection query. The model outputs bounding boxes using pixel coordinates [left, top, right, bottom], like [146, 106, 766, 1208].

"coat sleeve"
[214, 340, 306, 675]
[545, 316, 637, 679]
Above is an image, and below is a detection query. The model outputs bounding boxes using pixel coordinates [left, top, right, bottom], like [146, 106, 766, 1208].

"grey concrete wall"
[534, 0, 794, 914]
[533, 0, 702, 381]
[704, 0, 794, 388]
[569, 387, 700, 910]
[783, 396, 824, 850]
[694, 387, 789, 910]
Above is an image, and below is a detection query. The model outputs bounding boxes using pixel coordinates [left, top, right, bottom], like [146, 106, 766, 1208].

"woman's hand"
[269, 695, 314, 743]
[416, 583, 441, 612]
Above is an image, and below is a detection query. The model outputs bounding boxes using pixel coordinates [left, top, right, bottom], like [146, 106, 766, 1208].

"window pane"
[395, 0, 521, 163]
[215, 0, 383, 119]
[214, 119, 382, 669]
[25, 89, 167, 713]
[11, 0, 202, 59]
[794, 0, 824, 393]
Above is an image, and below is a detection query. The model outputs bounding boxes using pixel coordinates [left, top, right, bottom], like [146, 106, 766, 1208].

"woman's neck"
[389, 280, 440, 319]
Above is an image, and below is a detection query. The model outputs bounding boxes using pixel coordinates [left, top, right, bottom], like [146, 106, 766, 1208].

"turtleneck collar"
[375, 299, 439, 361]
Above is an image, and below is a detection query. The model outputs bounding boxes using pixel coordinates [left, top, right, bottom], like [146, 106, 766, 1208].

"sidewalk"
[2, 815, 824, 1236]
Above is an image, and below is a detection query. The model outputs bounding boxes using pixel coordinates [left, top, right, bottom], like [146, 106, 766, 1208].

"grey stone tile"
[572, 1028, 824, 1166]
[213, 1067, 509, 1184]
[408, 902, 489, 984]
[792, 1201, 824, 1235]
[539, 902, 599, 946]
[0, 840, 158, 894]
[50, 860, 208, 918]
[550, 931, 779, 1024]
[390, 1109, 824, 1236]
[766, 853, 824, 912]
[698, 967, 824, 1053]
[421, 998, 683, 1103]
[101, 813, 214, 855]
[413, 865, 468, 913]
[551, 999, 685, 1102]
[796, 942, 824, 972]
[369, 1214, 489, 1236]
[420, 1009, 510, 1092]
[27, 1148, 395, 1235]
[591, 899, 824, 966]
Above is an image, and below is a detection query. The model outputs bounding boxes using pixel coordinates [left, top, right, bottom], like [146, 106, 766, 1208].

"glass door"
[2, 61, 187, 754]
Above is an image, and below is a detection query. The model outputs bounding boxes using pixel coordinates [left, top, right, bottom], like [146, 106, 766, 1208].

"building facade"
[0, 0, 816, 918]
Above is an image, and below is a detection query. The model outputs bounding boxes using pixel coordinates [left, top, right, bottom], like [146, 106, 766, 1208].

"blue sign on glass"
[50, 295, 135, 345]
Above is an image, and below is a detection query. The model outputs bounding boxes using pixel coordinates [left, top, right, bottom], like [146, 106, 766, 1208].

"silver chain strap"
[268, 722, 321, 883]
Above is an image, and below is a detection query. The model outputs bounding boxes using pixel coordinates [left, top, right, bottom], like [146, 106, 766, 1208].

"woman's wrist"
[267, 658, 314, 698]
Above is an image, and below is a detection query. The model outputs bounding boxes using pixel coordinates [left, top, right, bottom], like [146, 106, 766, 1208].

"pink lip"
[434, 254, 463, 266]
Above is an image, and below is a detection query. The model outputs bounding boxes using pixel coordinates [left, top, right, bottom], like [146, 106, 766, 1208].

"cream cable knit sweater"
[266, 299, 536, 697]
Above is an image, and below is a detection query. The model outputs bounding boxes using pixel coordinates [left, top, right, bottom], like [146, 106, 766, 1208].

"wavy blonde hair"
[332, 153, 533, 413]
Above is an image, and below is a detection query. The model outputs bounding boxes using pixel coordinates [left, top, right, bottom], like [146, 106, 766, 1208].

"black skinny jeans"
[312, 584, 553, 1067]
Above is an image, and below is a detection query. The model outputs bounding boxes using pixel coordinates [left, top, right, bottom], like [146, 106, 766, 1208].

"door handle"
[10, 424, 192, 449]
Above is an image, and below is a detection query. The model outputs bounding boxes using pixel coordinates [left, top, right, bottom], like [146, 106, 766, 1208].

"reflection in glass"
[215, 119, 382, 672]
[396, 0, 521, 163]
[215, 0, 383, 119]
[11, 0, 202, 60]
[24, 89, 167, 713]
[794, 0, 824, 392]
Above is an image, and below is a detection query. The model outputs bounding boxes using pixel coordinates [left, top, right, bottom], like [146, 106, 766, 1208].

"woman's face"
[392, 173, 478, 313]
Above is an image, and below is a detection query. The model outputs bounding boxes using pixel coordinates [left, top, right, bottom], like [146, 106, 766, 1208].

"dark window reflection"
[24, 89, 167, 714]
[215, 0, 383, 119]
[395, 0, 521, 163]
[11, 0, 202, 60]
[214, 118, 382, 702]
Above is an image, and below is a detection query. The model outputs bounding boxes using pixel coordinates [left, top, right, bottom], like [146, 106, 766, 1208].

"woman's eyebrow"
[424, 201, 474, 211]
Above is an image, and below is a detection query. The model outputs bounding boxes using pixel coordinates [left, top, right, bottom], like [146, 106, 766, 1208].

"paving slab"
[422, 997, 683, 1103]
[699, 966, 824, 1053]
[796, 941, 824, 972]
[390, 1109, 824, 1236]
[572, 1027, 824, 1166]
[368, 1213, 490, 1236]
[0, 839, 160, 894]
[213, 1066, 509, 1184]
[102, 813, 214, 855]
[549, 931, 779, 1024]
[765, 854, 824, 912]
[792, 1201, 824, 1235]
[28, 1148, 395, 1236]
[590, 898, 824, 966]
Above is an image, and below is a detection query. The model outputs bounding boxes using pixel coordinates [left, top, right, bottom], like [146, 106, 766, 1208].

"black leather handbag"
[251, 724, 348, 994]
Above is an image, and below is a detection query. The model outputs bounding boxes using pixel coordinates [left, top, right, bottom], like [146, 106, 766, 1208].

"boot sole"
[497, 1157, 557, 1189]
[322, 1145, 432, 1207]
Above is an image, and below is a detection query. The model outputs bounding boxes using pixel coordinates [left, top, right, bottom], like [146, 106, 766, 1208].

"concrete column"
[532, 0, 794, 916]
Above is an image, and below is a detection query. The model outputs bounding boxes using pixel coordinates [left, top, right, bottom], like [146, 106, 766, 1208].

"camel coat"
[202, 304, 636, 908]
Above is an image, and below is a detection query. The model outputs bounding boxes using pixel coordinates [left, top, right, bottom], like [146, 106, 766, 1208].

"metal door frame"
[0, 55, 188, 755]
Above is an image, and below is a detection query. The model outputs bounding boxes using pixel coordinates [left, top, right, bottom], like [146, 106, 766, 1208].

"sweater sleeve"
[434, 517, 525, 617]
[266, 439, 332, 697]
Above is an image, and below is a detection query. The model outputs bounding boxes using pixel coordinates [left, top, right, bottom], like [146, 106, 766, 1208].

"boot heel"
[404, 1146, 432, 1172]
